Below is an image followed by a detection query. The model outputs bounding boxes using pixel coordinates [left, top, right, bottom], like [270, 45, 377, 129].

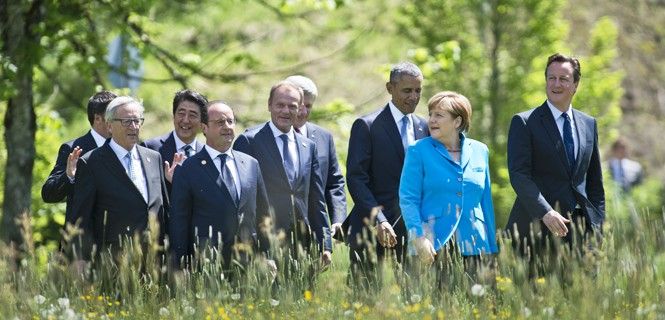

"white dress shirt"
[205, 145, 241, 200]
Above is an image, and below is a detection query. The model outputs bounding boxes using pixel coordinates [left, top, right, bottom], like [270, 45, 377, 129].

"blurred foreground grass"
[1, 200, 664, 319]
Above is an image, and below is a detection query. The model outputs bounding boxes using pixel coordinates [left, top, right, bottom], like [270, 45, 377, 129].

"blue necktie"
[280, 134, 296, 187]
[218, 154, 238, 205]
[400, 115, 409, 153]
[562, 113, 575, 172]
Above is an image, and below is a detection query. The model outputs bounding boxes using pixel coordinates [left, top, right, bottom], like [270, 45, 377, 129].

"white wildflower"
[159, 307, 170, 317]
[343, 309, 354, 317]
[410, 294, 422, 303]
[542, 307, 554, 317]
[470, 284, 485, 297]
[33, 295, 46, 305]
[270, 299, 280, 307]
[230, 293, 241, 300]
[184, 306, 195, 316]
[57, 297, 70, 309]
[522, 307, 532, 317]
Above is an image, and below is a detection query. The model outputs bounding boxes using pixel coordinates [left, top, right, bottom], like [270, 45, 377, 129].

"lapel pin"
[201, 160, 207, 165]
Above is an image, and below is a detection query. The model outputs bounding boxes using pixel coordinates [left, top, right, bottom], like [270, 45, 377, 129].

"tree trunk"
[1, 1, 37, 246]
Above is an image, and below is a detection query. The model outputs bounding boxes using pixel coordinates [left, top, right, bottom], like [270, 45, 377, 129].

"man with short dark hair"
[42, 90, 117, 223]
[142, 89, 208, 192]
[506, 53, 605, 273]
[345, 62, 429, 293]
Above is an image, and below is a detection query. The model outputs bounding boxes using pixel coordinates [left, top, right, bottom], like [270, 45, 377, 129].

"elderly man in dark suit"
[345, 62, 429, 292]
[505, 53, 605, 273]
[169, 101, 273, 277]
[69, 96, 169, 259]
[285, 75, 347, 237]
[142, 89, 208, 191]
[234, 81, 332, 289]
[42, 91, 117, 224]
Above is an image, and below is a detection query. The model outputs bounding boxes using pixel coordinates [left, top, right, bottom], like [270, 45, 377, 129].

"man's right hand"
[542, 210, 571, 237]
[66, 146, 83, 179]
[415, 237, 436, 265]
[377, 221, 397, 248]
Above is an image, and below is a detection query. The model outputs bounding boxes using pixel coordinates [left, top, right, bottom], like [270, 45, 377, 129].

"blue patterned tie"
[280, 134, 296, 187]
[400, 115, 409, 153]
[562, 113, 575, 172]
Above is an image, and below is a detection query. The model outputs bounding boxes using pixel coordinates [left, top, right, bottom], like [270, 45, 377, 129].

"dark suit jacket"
[505, 102, 605, 239]
[345, 104, 429, 242]
[142, 131, 204, 193]
[304, 122, 347, 225]
[169, 148, 271, 266]
[69, 142, 169, 258]
[234, 122, 332, 252]
[42, 131, 101, 224]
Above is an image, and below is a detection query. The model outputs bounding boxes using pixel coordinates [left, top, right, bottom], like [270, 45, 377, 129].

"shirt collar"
[268, 121, 295, 141]
[172, 131, 195, 152]
[388, 101, 411, 125]
[205, 145, 233, 160]
[546, 100, 574, 121]
[90, 128, 107, 147]
[109, 139, 136, 159]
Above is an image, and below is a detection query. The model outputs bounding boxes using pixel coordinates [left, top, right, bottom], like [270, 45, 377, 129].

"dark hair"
[389, 61, 423, 83]
[172, 89, 208, 121]
[545, 53, 581, 83]
[87, 91, 117, 125]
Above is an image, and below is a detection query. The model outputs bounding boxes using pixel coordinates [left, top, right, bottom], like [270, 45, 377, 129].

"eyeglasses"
[113, 118, 145, 127]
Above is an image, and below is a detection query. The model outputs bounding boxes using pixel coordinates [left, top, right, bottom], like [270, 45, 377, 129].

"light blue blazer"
[399, 135, 498, 255]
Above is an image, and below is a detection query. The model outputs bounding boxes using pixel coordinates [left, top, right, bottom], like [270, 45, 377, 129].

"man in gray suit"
[70, 96, 169, 260]
[285, 75, 347, 237]
[506, 53, 605, 271]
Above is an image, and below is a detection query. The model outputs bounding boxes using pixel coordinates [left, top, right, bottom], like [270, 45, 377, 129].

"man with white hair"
[285, 75, 347, 238]
[69, 96, 169, 259]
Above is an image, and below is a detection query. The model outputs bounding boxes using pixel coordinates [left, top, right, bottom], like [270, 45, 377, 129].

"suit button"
[457, 177, 463, 182]
[456, 192, 462, 197]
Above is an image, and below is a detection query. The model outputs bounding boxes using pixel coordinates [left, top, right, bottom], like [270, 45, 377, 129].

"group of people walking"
[41, 52, 606, 295]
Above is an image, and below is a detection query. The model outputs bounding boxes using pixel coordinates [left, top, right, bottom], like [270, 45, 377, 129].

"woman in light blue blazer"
[400, 91, 498, 280]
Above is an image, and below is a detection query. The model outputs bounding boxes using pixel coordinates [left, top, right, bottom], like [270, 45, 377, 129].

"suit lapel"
[233, 150, 250, 209]
[413, 116, 428, 140]
[137, 147, 156, 204]
[572, 109, 589, 177]
[163, 133, 177, 162]
[459, 136, 472, 170]
[294, 133, 310, 187]
[257, 123, 291, 188]
[99, 144, 146, 202]
[198, 149, 223, 189]
[537, 103, 571, 176]
[377, 105, 405, 160]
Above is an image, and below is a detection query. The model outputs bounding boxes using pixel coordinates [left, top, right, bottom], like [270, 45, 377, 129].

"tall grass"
[1, 203, 664, 319]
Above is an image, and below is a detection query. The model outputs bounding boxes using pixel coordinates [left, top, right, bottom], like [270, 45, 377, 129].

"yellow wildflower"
[304, 290, 313, 301]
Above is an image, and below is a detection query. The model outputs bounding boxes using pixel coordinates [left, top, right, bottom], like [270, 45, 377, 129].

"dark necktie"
[218, 154, 238, 205]
[562, 113, 575, 172]
[183, 145, 195, 157]
[280, 134, 296, 187]
[400, 115, 409, 153]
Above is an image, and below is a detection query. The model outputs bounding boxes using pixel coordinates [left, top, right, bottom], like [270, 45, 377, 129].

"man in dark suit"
[345, 62, 428, 292]
[41, 91, 117, 224]
[169, 101, 273, 277]
[69, 96, 169, 260]
[233, 81, 332, 281]
[142, 89, 208, 191]
[505, 53, 605, 271]
[285, 75, 347, 237]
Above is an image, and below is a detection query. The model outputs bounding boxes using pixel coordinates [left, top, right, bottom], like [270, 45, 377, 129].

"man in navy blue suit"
[285, 75, 347, 238]
[506, 53, 605, 271]
[42, 90, 117, 225]
[169, 101, 273, 277]
[142, 89, 208, 192]
[233, 81, 332, 281]
[345, 62, 429, 292]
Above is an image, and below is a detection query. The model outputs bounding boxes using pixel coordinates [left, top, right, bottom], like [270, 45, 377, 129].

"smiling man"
[143, 89, 208, 192]
[505, 53, 605, 275]
[69, 96, 169, 259]
[345, 61, 429, 294]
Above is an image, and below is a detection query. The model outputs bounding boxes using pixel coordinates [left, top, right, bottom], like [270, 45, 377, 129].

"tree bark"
[1, 1, 38, 246]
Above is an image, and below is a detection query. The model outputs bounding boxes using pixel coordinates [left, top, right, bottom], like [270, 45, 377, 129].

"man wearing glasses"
[69, 96, 169, 260]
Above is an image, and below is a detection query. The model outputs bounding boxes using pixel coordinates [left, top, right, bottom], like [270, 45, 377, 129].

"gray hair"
[285, 75, 318, 99]
[105, 96, 144, 122]
[389, 61, 423, 83]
